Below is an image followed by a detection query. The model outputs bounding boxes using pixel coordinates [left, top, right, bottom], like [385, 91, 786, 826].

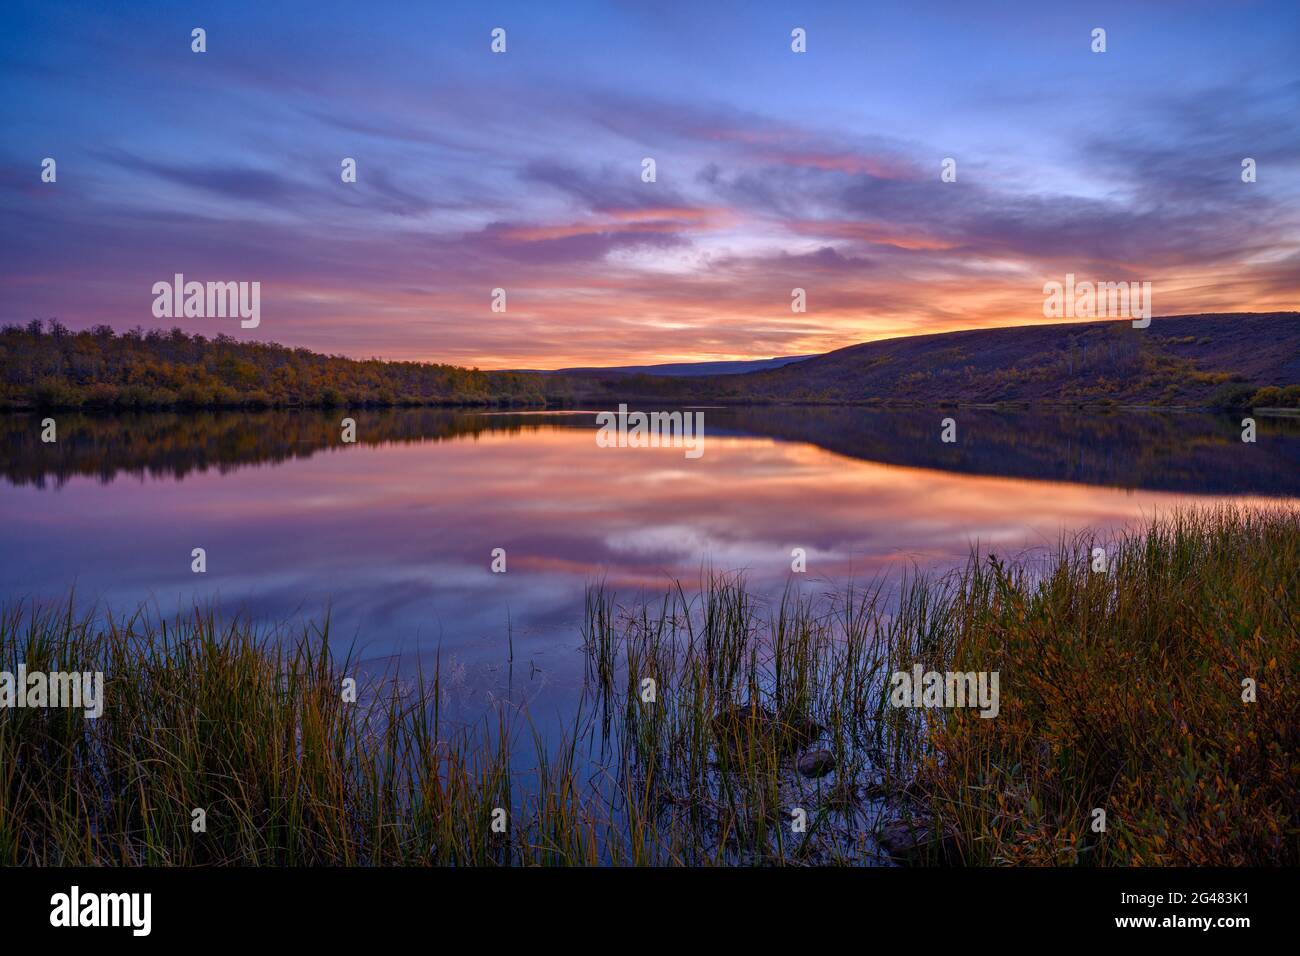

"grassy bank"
[1, 507, 1295, 865]
[921, 507, 1298, 865]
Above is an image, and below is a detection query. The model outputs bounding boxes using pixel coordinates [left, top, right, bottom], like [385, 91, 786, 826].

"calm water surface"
[3, 406, 1298, 730]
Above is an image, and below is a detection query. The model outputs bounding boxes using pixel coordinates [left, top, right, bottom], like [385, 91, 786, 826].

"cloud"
[1, 5, 1296, 368]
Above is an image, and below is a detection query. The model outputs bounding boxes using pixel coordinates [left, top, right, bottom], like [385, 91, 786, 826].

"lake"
[3, 406, 1298, 735]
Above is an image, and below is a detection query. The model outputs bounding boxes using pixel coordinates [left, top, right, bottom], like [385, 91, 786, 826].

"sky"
[1, 0, 1297, 368]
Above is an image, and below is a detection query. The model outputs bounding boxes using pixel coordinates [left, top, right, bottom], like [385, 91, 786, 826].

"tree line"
[0, 320, 571, 410]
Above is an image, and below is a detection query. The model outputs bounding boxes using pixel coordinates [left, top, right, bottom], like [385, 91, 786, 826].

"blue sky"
[2, 0, 1297, 365]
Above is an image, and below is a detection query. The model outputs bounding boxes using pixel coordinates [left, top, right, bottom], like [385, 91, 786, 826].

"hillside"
[730, 312, 1300, 406]
[573, 313, 1300, 409]
[537, 355, 815, 377]
[3, 312, 1297, 411]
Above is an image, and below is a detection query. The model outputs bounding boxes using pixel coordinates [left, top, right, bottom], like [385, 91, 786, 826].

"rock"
[876, 820, 930, 865]
[877, 818, 959, 865]
[797, 749, 835, 778]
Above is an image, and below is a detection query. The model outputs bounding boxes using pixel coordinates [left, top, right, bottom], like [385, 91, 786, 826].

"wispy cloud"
[1, 0, 1296, 366]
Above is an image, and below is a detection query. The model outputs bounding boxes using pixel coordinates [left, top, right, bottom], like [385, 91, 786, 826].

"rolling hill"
[5, 312, 1297, 411]
[575, 312, 1300, 408]
[515, 355, 816, 377]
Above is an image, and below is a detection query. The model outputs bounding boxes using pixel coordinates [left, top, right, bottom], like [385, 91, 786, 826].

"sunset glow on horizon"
[2, 0, 1297, 368]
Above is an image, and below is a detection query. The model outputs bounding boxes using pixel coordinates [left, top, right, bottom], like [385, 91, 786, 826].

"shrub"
[1251, 386, 1284, 408]
[31, 378, 82, 408]
[1208, 382, 1258, 409]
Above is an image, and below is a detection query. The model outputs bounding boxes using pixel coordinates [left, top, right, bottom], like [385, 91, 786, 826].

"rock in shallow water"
[797, 749, 835, 778]
[877, 819, 960, 865]
[877, 820, 926, 863]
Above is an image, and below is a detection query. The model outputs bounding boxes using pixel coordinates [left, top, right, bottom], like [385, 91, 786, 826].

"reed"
[1, 506, 1294, 866]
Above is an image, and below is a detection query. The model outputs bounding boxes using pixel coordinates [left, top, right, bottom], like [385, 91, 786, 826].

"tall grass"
[923, 506, 1299, 865]
[1, 506, 1294, 865]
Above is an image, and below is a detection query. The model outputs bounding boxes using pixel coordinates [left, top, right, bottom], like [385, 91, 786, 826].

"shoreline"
[4, 399, 1296, 414]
